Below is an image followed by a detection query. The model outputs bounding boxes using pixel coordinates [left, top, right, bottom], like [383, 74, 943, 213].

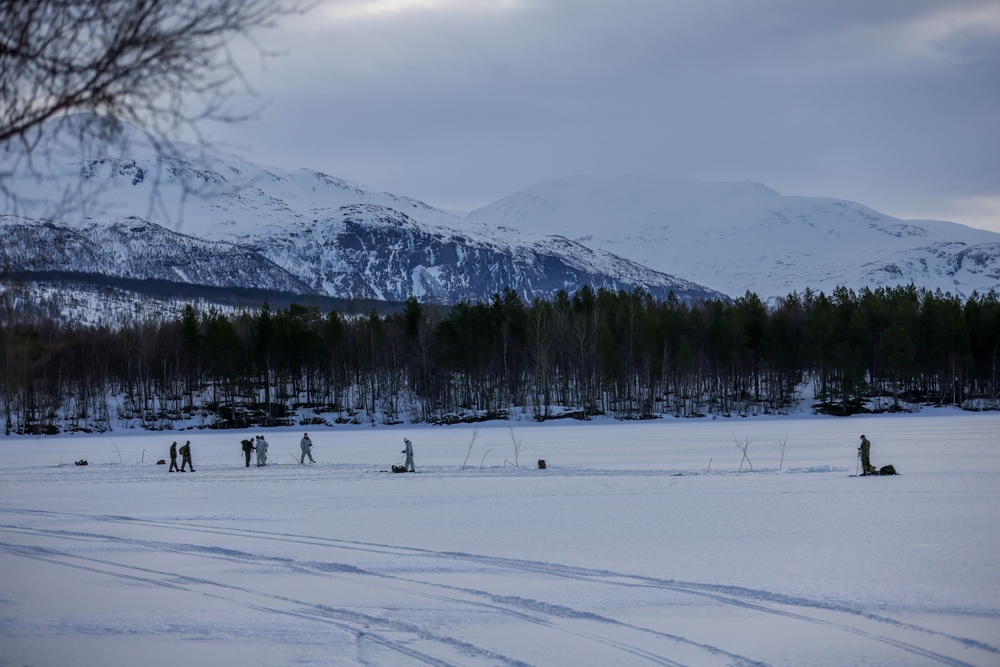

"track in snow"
[2, 507, 995, 667]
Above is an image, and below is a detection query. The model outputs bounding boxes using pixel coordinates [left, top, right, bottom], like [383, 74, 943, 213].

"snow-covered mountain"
[1, 214, 313, 293]
[468, 174, 1000, 300]
[1, 117, 722, 321]
[5, 116, 999, 325]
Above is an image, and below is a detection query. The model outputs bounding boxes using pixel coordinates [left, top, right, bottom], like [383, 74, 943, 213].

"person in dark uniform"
[859, 435, 872, 475]
[169, 441, 179, 472]
[179, 440, 195, 472]
[241, 438, 255, 467]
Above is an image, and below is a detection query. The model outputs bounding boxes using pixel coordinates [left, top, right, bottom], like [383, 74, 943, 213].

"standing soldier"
[299, 432, 315, 464]
[859, 434, 873, 476]
[168, 441, 179, 472]
[179, 440, 195, 472]
[402, 438, 415, 472]
[241, 438, 255, 467]
[256, 435, 269, 467]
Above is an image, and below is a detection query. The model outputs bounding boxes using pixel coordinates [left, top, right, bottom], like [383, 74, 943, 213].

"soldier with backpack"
[241, 438, 255, 467]
[179, 440, 195, 472]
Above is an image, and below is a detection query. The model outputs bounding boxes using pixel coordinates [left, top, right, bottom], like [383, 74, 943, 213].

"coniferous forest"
[3, 284, 1000, 434]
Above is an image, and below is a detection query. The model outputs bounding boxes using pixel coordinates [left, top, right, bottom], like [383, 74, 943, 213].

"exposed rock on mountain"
[1, 118, 723, 322]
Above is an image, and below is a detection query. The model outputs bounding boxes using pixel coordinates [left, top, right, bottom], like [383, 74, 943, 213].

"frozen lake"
[1, 412, 998, 666]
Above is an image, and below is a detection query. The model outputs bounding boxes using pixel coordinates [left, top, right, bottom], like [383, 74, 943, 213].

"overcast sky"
[207, 0, 1000, 232]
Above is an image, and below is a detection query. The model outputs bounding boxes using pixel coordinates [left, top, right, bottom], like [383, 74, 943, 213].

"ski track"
[2, 507, 995, 667]
[0, 516, 720, 667]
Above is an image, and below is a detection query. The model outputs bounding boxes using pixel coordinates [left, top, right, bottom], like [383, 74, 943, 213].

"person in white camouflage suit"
[300, 432, 315, 464]
[402, 438, 415, 472]
[255, 435, 268, 467]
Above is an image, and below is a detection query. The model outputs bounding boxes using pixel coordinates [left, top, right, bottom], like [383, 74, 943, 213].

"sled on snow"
[852, 464, 897, 477]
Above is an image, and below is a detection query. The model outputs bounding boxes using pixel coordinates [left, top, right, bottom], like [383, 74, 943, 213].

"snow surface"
[2, 413, 998, 666]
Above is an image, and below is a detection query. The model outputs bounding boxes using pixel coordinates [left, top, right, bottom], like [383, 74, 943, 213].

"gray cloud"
[205, 0, 1000, 229]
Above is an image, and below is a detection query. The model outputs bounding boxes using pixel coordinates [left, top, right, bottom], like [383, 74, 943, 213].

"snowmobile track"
[2, 507, 996, 666]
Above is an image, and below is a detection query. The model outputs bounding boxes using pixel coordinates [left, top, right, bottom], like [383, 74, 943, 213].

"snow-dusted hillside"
[467, 174, 1000, 299]
[7, 116, 999, 320]
[1, 117, 722, 319]
[1, 214, 313, 293]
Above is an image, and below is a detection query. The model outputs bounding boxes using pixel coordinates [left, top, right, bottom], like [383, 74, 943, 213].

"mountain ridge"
[467, 173, 1000, 299]
[1, 118, 726, 323]
[4, 116, 999, 325]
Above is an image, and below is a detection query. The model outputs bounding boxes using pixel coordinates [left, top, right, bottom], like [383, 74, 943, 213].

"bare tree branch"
[0, 0, 305, 216]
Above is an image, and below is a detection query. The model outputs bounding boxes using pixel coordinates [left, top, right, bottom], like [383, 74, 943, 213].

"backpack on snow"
[391, 465, 407, 473]
[878, 464, 897, 476]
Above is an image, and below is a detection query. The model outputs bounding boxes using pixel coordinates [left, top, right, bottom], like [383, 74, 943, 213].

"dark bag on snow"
[391, 465, 407, 473]
[878, 464, 897, 476]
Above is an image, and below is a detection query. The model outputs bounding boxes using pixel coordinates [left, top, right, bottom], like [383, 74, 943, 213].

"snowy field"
[1, 413, 998, 667]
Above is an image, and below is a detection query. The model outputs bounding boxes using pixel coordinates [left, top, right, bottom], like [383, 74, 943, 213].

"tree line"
[3, 284, 1000, 434]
